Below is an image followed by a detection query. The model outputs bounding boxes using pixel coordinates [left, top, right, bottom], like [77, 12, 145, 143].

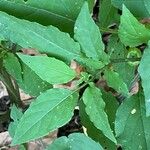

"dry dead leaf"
[0, 131, 12, 147]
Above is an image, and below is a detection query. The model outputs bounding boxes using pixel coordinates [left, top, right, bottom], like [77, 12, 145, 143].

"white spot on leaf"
[131, 108, 136, 114]
[139, 145, 142, 149]
[74, 26, 78, 30]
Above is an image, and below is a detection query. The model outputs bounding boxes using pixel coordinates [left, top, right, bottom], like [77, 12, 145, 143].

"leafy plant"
[0, 0, 150, 149]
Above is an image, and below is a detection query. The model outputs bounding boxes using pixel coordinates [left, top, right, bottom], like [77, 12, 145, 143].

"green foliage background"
[0, 0, 150, 149]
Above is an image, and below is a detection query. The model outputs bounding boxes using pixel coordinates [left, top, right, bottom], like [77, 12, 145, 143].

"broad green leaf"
[12, 88, 78, 145]
[46, 133, 103, 150]
[79, 58, 105, 73]
[4, 53, 22, 81]
[82, 83, 117, 144]
[115, 90, 150, 149]
[80, 91, 118, 149]
[108, 35, 136, 88]
[8, 105, 26, 150]
[104, 69, 129, 96]
[4, 53, 51, 96]
[8, 105, 23, 138]
[47, 136, 69, 150]
[99, 0, 119, 28]
[111, 0, 150, 18]
[119, 5, 150, 47]
[10, 104, 23, 121]
[0, 11, 82, 62]
[138, 41, 150, 116]
[80, 102, 116, 150]
[8, 122, 18, 138]
[0, 0, 94, 33]
[144, 0, 150, 15]
[74, 2, 109, 63]
[102, 91, 118, 130]
[17, 54, 76, 84]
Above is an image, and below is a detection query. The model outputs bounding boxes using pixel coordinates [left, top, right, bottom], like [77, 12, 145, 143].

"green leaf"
[99, 0, 119, 28]
[4, 53, 51, 96]
[80, 91, 118, 149]
[104, 69, 129, 96]
[0, 11, 82, 62]
[12, 88, 78, 145]
[144, 0, 150, 15]
[8, 121, 18, 138]
[74, 2, 109, 63]
[46, 133, 103, 150]
[111, 0, 150, 18]
[10, 104, 23, 121]
[0, 0, 95, 33]
[17, 54, 76, 84]
[4, 53, 22, 81]
[79, 58, 105, 73]
[138, 41, 150, 116]
[115, 89, 150, 149]
[119, 5, 150, 47]
[102, 91, 118, 130]
[80, 102, 116, 150]
[8, 105, 23, 138]
[47, 136, 69, 150]
[82, 83, 117, 144]
[108, 35, 136, 88]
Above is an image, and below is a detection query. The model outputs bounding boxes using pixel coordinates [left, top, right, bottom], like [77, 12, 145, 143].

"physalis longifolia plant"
[0, 0, 150, 149]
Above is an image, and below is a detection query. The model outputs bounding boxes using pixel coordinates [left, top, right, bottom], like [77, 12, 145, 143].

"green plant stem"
[96, 22, 118, 34]
[0, 68, 23, 107]
[74, 67, 105, 93]
[74, 57, 140, 100]
[99, 27, 118, 34]
[96, 23, 118, 34]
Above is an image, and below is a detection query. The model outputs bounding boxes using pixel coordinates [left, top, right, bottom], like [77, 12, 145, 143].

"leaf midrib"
[12, 21, 80, 57]
[20, 56, 75, 83]
[14, 90, 75, 142]
[0, 0, 75, 23]
[0, 12, 81, 58]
